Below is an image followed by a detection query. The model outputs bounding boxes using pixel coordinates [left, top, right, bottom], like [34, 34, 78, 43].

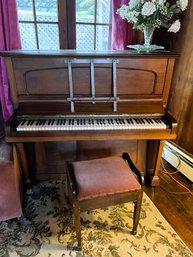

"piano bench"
[66, 152, 143, 250]
[0, 141, 23, 221]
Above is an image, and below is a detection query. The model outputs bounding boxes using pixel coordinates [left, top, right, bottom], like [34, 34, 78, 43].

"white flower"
[178, 0, 188, 11]
[158, 0, 167, 5]
[168, 19, 181, 33]
[116, 5, 129, 19]
[129, 0, 141, 9]
[152, 0, 166, 5]
[141, 2, 156, 16]
[127, 10, 140, 23]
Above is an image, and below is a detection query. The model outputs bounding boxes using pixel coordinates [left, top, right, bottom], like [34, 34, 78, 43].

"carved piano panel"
[4, 51, 175, 115]
[13, 59, 165, 96]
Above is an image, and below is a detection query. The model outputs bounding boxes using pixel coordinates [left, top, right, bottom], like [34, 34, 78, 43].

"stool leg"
[73, 202, 82, 249]
[132, 190, 143, 235]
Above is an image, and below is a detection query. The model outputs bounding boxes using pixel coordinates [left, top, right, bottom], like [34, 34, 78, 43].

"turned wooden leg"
[73, 201, 82, 249]
[132, 190, 143, 235]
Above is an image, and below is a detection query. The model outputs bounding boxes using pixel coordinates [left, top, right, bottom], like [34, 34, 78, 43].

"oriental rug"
[0, 180, 192, 257]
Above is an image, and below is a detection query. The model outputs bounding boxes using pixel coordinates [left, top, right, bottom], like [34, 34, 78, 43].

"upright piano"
[1, 50, 177, 186]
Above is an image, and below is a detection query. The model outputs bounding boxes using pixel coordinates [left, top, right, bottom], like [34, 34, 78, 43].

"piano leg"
[146, 140, 165, 187]
[16, 143, 32, 186]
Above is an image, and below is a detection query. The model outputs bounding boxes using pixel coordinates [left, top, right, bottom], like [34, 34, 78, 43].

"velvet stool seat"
[67, 152, 143, 250]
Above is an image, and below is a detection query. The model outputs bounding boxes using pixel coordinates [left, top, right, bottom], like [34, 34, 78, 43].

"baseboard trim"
[162, 141, 193, 183]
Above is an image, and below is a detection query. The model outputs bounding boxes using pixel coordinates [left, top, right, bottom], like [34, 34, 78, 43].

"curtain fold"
[0, 0, 21, 122]
[111, 0, 132, 50]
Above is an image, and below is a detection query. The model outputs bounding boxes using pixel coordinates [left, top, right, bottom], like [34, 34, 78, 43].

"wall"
[167, 1, 193, 155]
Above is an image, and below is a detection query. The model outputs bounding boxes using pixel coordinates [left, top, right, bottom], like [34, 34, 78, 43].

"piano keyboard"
[16, 117, 167, 131]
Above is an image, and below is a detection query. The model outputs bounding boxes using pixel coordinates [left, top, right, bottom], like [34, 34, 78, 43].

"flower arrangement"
[117, 0, 188, 51]
[117, 0, 188, 33]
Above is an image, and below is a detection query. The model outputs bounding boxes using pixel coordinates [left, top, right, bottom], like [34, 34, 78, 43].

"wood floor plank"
[145, 169, 193, 252]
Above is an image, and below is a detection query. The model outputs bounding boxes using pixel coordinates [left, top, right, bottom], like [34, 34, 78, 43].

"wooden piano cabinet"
[35, 141, 77, 181]
[17, 140, 147, 184]
[0, 50, 178, 187]
[15, 139, 164, 187]
[76, 140, 147, 174]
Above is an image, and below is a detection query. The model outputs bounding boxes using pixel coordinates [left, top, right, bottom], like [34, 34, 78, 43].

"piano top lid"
[0, 49, 178, 59]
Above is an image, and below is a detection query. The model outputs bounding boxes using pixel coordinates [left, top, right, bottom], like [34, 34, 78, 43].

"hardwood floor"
[145, 163, 193, 252]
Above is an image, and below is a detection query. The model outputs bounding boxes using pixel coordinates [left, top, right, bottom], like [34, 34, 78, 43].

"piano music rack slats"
[66, 58, 119, 112]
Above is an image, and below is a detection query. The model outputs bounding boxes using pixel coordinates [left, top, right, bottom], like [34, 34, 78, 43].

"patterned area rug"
[0, 180, 192, 257]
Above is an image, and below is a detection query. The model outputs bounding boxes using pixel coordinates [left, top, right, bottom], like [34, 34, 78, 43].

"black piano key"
[20, 120, 26, 126]
[156, 118, 162, 124]
[153, 118, 159, 124]
[147, 118, 153, 124]
[139, 118, 145, 124]
[26, 120, 31, 126]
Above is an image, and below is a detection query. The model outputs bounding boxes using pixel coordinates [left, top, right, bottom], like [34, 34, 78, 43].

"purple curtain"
[111, 0, 132, 50]
[0, 0, 21, 122]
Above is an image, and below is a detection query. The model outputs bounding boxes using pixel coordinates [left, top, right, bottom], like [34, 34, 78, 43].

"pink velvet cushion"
[71, 156, 141, 200]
